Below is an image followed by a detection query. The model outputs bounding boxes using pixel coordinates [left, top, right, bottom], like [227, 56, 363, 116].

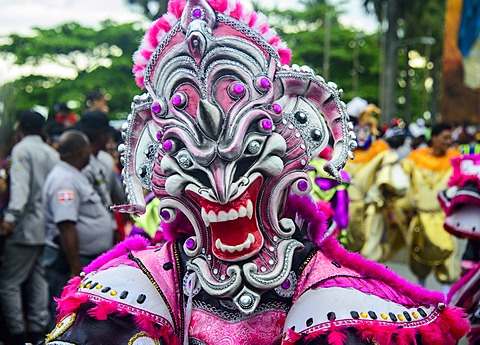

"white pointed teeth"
[201, 208, 210, 226]
[201, 199, 254, 226]
[215, 233, 255, 253]
[238, 206, 247, 218]
[218, 211, 228, 222]
[247, 200, 253, 219]
[228, 209, 239, 220]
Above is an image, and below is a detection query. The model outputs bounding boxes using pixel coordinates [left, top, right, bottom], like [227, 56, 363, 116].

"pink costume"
[46, 0, 469, 344]
[441, 154, 480, 345]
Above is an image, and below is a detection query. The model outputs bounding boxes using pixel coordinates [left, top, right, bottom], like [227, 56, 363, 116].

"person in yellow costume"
[401, 123, 460, 290]
[344, 104, 408, 262]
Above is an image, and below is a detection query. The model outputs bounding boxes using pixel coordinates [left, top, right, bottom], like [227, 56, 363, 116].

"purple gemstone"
[281, 279, 291, 289]
[152, 101, 161, 114]
[156, 131, 162, 141]
[192, 8, 202, 19]
[298, 180, 308, 191]
[161, 210, 171, 221]
[163, 139, 173, 151]
[260, 77, 271, 89]
[261, 119, 273, 130]
[172, 94, 182, 106]
[272, 103, 282, 113]
[185, 238, 196, 250]
[232, 83, 245, 95]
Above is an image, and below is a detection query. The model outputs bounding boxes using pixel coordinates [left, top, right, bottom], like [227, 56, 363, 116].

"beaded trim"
[45, 313, 76, 343]
[192, 300, 289, 322]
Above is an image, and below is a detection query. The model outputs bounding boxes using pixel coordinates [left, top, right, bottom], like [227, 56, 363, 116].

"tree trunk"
[380, 0, 399, 124]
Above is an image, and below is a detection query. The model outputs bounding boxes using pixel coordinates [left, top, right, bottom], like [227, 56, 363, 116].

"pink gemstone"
[298, 180, 308, 191]
[152, 101, 161, 114]
[260, 77, 271, 89]
[172, 94, 182, 106]
[163, 139, 173, 151]
[161, 210, 170, 220]
[192, 8, 202, 19]
[185, 238, 196, 250]
[272, 103, 282, 113]
[232, 83, 245, 95]
[261, 119, 273, 130]
[281, 279, 291, 289]
[156, 131, 162, 140]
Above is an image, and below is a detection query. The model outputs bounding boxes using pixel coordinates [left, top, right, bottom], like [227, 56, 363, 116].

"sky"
[0, 0, 378, 84]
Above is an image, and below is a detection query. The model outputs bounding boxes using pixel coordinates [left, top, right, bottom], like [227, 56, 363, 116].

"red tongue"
[210, 216, 256, 246]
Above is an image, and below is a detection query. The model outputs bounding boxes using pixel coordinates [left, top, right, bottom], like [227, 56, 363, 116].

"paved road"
[385, 240, 469, 345]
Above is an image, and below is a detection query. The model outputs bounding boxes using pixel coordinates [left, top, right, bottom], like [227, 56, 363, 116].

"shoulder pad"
[285, 286, 439, 334]
[79, 264, 175, 329]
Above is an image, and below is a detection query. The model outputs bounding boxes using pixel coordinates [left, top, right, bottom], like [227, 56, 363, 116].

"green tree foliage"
[363, 0, 447, 121]
[260, 1, 381, 104]
[0, 21, 145, 124]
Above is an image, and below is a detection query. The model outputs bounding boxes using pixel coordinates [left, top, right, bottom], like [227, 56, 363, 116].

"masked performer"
[440, 154, 480, 345]
[402, 123, 460, 290]
[308, 148, 351, 240]
[45, 1, 469, 344]
[344, 106, 407, 262]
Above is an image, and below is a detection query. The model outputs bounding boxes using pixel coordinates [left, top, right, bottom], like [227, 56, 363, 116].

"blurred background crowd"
[0, 0, 478, 344]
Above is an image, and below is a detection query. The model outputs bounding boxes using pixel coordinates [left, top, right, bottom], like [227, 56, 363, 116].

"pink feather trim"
[87, 300, 120, 321]
[325, 322, 348, 345]
[133, 314, 177, 342]
[60, 276, 82, 298]
[55, 293, 90, 321]
[320, 235, 445, 306]
[448, 173, 480, 189]
[132, 0, 291, 88]
[289, 305, 468, 345]
[284, 194, 328, 246]
[168, 0, 186, 18]
[82, 235, 150, 274]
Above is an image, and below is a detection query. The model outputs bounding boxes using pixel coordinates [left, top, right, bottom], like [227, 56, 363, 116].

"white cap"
[346, 97, 368, 118]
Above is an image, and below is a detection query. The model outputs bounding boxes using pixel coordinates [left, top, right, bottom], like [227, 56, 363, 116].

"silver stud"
[328, 81, 338, 89]
[178, 154, 193, 169]
[239, 294, 253, 307]
[247, 140, 261, 154]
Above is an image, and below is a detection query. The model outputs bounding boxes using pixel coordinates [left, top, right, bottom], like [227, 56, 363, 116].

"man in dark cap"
[77, 111, 126, 238]
[0, 110, 59, 344]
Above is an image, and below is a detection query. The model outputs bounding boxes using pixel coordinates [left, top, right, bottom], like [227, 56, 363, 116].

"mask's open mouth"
[187, 176, 264, 261]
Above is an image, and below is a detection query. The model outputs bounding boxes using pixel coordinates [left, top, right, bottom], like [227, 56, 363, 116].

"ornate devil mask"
[115, 0, 356, 314]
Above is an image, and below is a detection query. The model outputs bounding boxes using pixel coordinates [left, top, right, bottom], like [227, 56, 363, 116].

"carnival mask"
[439, 154, 480, 240]
[115, 0, 356, 314]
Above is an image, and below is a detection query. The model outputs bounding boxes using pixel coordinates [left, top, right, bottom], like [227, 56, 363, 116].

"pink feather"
[168, 0, 186, 18]
[134, 314, 160, 338]
[87, 300, 120, 321]
[132, 0, 292, 88]
[55, 293, 89, 321]
[60, 276, 82, 298]
[326, 329, 347, 345]
[83, 236, 149, 274]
